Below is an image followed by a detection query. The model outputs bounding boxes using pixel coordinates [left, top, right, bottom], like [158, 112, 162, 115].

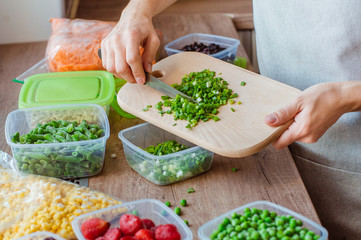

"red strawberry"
[104, 227, 123, 240]
[119, 214, 143, 236]
[155, 224, 181, 240]
[134, 229, 155, 240]
[120, 237, 138, 240]
[81, 218, 111, 240]
[95, 238, 107, 240]
[141, 219, 155, 230]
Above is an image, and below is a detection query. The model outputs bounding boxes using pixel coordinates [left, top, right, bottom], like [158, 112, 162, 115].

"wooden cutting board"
[117, 52, 301, 158]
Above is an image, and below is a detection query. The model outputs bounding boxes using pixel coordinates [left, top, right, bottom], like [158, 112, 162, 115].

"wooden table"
[0, 14, 319, 239]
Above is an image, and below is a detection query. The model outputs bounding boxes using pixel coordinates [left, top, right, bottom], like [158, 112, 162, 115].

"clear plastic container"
[72, 198, 193, 240]
[118, 123, 214, 185]
[164, 33, 240, 62]
[16, 231, 65, 240]
[5, 104, 110, 179]
[198, 200, 329, 240]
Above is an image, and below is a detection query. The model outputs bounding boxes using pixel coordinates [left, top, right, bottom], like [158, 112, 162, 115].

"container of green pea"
[118, 123, 214, 185]
[5, 104, 110, 179]
[198, 201, 328, 240]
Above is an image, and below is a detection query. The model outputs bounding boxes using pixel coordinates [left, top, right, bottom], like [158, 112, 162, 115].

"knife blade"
[145, 72, 196, 103]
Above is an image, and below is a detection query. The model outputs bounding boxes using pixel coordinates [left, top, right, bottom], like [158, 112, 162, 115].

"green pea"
[164, 201, 171, 207]
[184, 220, 189, 226]
[174, 207, 181, 215]
[180, 199, 187, 206]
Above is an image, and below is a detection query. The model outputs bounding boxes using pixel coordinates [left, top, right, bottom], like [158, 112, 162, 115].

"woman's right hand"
[101, 9, 160, 84]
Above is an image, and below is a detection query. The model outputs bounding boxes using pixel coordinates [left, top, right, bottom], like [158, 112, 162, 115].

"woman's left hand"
[264, 82, 351, 149]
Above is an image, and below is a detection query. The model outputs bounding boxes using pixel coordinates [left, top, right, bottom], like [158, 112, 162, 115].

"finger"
[142, 34, 160, 73]
[100, 40, 108, 69]
[265, 101, 300, 127]
[126, 40, 145, 84]
[105, 47, 116, 74]
[272, 123, 298, 149]
[114, 47, 136, 83]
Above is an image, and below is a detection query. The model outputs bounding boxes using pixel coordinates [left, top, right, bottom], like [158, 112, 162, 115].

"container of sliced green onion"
[5, 104, 110, 179]
[118, 123, 214, 185]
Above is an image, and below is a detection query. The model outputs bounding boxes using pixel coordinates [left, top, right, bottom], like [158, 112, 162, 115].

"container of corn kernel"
[16, 231, 65, 240]
[5, 103, 110, 179]
[72, 199, 192, 240]
[0, 168, 121, 240]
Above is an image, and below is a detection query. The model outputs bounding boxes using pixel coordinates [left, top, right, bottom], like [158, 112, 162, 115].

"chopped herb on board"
[151, 69, 239, 129]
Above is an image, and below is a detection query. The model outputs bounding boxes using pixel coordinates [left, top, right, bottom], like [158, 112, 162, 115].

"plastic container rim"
[118, 122, 210, 160]
[16, 231, 66, 240]
[5, 103, 110, 148]
[198, 200, 328, 239]
[164, 33, 240, 57]
[72, 198, 193, 240]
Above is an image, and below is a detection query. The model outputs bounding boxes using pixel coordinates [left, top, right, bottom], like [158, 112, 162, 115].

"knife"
[145, 72, 196, 103]
[98, 48, 196, 103]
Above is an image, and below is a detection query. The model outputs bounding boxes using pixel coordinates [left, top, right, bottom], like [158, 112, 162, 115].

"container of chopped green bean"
[118, 123, 214, 185]
[5, 104, 110, 179]
[198, 201, 328, 240]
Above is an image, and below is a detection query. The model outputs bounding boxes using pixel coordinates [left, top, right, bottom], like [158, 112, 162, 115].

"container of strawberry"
[72, 199, 192, 240]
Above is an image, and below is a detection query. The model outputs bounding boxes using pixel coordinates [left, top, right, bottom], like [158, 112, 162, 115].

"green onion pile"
[143, 140, 189, 156]
[211, 207, 320, 240]
[154, 69, 238, 128]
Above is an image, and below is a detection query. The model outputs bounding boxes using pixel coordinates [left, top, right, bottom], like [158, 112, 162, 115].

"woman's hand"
[101, 10, 159, 84]
[264, 82, 359, 149]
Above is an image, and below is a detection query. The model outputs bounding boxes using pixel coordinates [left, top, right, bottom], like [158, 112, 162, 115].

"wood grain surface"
[118, 52, 301, 157]
[0, 14, 321, 240]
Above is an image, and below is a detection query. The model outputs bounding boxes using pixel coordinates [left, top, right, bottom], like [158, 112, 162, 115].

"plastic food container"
[18, 71, 115, 115]
[164, 33, 240, 61]
[72, 199, 193, 240]
[16, 231, 65, 240]
[14, 60, 135, 118]
[118, 123, 214, 185]
[198, 200, 328, 240]
[5, 104, 110, 179]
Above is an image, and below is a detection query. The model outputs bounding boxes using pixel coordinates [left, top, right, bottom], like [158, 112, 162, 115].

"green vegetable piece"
[165, 201, 171, 207]
[180, 199, 187, 207]
[187, 187, 195, 193]
[241, 81, 246, 86]
[174, 207, 181, 215]
[231, 108, 235, 112]
[11, 132, 20, 143]
[231, 167, 238, 172]
[233, 57, 247, 69]
[131, 210, 139, 216]
[184, 220, 189, 226]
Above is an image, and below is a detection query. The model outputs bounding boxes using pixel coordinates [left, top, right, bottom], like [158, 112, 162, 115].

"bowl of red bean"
[164, 33, 240, 62]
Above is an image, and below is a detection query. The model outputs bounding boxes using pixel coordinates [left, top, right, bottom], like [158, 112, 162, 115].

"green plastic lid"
[18, 71, 115, 109]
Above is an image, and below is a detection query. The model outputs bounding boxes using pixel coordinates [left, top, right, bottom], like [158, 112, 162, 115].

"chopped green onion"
[231, 108, 235, 112]
[241, 81, 246, 86]
[187, 187, 195, 193]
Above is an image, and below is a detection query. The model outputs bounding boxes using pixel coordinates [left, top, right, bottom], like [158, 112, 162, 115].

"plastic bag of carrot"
[45, 18, 115, 72]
